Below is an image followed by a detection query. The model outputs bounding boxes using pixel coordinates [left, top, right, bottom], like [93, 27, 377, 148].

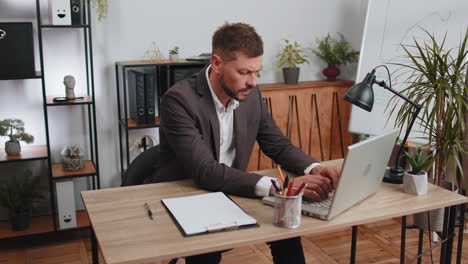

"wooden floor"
[0, 218, 467, 264]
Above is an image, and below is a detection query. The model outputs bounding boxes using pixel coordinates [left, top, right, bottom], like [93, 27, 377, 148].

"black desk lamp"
[343, 66, 423, 184]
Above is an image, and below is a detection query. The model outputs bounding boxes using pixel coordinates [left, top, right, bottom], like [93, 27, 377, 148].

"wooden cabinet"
[247, 80, 355, 172]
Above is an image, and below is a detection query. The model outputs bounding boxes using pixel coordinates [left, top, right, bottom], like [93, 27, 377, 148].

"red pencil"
[286, 180, 294, 196]
[293, 183, 307, 196]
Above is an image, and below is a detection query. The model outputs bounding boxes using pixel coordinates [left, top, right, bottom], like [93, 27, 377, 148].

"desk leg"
[400, 216, 406, 264]
[350, 225, 357, 264]
[445, 205, 457, 264]
[456, 203, 465, 264]
[440, 205, 457, 264]
[417, 229, 423, 264]
[91, 228, 99, 264]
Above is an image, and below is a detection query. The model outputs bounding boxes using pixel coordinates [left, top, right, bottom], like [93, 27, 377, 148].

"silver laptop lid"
[327, 128, 399, 220]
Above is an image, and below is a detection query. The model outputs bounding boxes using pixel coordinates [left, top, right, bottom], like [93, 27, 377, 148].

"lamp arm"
[375, 80, 421, 109]
[374, 79, 423, 173]
[393, 106, 422, 170]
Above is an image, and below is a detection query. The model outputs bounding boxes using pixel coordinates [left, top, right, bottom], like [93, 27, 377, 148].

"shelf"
[46, 95, 93, 106]
[40, 24, 89, 28]
[0, 71, 42, 80]
[0, 145, 48, 163]
[52, 160, 96, 179]
[0, 214, 54, 239]
[0, 210, 90, 239]
[120, 117, 161, 129]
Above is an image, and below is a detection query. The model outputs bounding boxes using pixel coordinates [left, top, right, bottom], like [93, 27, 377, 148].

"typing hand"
[310, 165, 340, 189]
[294, 174, 332, 201]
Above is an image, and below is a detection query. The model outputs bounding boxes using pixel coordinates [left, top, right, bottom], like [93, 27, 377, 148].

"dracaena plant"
[388, 28, 468, 189]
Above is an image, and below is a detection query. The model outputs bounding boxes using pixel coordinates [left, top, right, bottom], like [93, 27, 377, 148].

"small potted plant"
[276, 39, 310, 84]
[0, 119, 34, 156]
[169, 46, 180, 61]
[61, 145, 84, 171]
[402, 148, 434, 195]
[0, 170, 43, 231]
[311, 33, 359, 81]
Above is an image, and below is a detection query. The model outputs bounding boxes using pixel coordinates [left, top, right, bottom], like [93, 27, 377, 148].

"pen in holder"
[273, 191, 302, 228]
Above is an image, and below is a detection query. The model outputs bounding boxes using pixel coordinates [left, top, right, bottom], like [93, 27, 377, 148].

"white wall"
[0, 0, 367, 193]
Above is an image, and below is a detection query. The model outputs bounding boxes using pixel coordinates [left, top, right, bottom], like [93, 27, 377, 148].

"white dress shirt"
[206, 65, 320, 197]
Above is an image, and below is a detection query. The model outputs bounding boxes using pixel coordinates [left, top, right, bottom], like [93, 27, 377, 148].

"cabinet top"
[116, 59, 208, 67]
[259, 80, 355, 91]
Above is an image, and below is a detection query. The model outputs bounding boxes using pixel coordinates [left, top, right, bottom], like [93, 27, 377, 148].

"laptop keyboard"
[304, 190, 335, 209]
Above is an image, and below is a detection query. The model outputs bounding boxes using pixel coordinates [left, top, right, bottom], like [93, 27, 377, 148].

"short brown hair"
[212, 22, 264, 62]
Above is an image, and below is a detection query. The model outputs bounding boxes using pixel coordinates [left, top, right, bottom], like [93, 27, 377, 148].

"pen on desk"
[144, 203, 154, 220]
[276, 165, 285, 184]
[271, 179, 283, 194]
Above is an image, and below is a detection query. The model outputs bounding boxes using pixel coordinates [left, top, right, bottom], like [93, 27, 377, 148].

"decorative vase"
[10, 213, 30, 231]
[413, 181, 457, 232]
[322, 64, 341, 81]
[282, 67, 300, 84]
[403, 171, 427, 195]
[5, 140, 21, 156]
[169, 54, 179, 61]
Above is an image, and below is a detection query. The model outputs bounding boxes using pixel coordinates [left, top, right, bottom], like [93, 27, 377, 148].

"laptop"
[262, 128, 399, 221]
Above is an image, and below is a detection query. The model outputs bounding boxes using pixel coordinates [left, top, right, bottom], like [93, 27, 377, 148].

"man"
[153, 23, 340, 264]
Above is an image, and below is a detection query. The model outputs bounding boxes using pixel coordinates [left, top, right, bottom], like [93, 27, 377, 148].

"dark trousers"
[185, 237, 305, 264]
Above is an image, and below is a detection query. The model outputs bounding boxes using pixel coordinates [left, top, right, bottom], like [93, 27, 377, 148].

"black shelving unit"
[115, 60, 208, 179]
[0, 0, 100, 245]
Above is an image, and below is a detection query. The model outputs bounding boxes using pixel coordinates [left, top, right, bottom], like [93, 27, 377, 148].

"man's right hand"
[293, 174, 333, 201]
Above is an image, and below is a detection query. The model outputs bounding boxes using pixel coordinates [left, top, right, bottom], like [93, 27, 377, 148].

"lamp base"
[383, 167, 405, 184]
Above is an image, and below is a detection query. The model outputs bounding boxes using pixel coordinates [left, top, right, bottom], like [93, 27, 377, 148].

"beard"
[219, 73, 254, 102]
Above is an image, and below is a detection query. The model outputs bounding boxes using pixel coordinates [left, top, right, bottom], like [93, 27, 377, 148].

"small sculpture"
[64, 75, 76, 99]
[61, 145, 84, 171]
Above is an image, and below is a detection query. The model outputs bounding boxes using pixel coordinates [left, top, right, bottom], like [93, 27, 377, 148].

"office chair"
[121, 144, 159, 187]
[120, 145, 178, 264]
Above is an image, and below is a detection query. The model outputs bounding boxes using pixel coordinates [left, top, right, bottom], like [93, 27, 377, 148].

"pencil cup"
[273, 192, 302, 228]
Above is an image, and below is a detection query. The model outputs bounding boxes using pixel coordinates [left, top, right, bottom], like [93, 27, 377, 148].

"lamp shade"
[343, 71, 376, 112]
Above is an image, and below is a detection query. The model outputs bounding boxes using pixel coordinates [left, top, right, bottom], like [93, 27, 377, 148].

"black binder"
[144, 73, 156, 124]
[128, 70, 146, 125]
[70, 0, 84, 25]
[0, 22, 35, 78]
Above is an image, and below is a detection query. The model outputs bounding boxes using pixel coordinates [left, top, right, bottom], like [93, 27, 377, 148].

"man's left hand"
[310, 165, 340, 189]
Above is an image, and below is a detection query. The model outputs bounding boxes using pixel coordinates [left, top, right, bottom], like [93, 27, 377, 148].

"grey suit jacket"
[153, 66, 316, 198]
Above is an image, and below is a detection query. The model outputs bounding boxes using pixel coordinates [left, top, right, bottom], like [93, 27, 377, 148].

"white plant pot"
[169, 54, 179, 61]
[403, 171, 427, 195]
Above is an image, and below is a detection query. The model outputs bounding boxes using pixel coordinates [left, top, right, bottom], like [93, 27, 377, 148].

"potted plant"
[276, 39, 310, 84]
[403, 148, 434, 195]
[311, 33, 359, 81]
[61, 145, 85, 171]
[0, 119, 34, 156]
[169, 46, 180, 61]
[389, 28, 467, 189]
[0, 170, 43, 231]
[389, 29, 467, 231]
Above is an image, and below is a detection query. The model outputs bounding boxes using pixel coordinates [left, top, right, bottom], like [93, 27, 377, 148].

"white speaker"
[56, 180, 77, 229]
[49, 0, 71, 25]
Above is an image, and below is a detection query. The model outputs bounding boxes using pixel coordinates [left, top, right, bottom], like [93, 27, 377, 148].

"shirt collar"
[206, 65, 240, 113]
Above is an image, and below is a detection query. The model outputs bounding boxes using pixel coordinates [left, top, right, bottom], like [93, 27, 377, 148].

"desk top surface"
[81, 159, 468, 264]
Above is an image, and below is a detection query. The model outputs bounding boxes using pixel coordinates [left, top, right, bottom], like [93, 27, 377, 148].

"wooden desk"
[81, 160, 468, 264]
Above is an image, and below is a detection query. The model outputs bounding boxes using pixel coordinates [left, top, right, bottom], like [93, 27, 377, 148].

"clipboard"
[161, 192, 259, 236]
